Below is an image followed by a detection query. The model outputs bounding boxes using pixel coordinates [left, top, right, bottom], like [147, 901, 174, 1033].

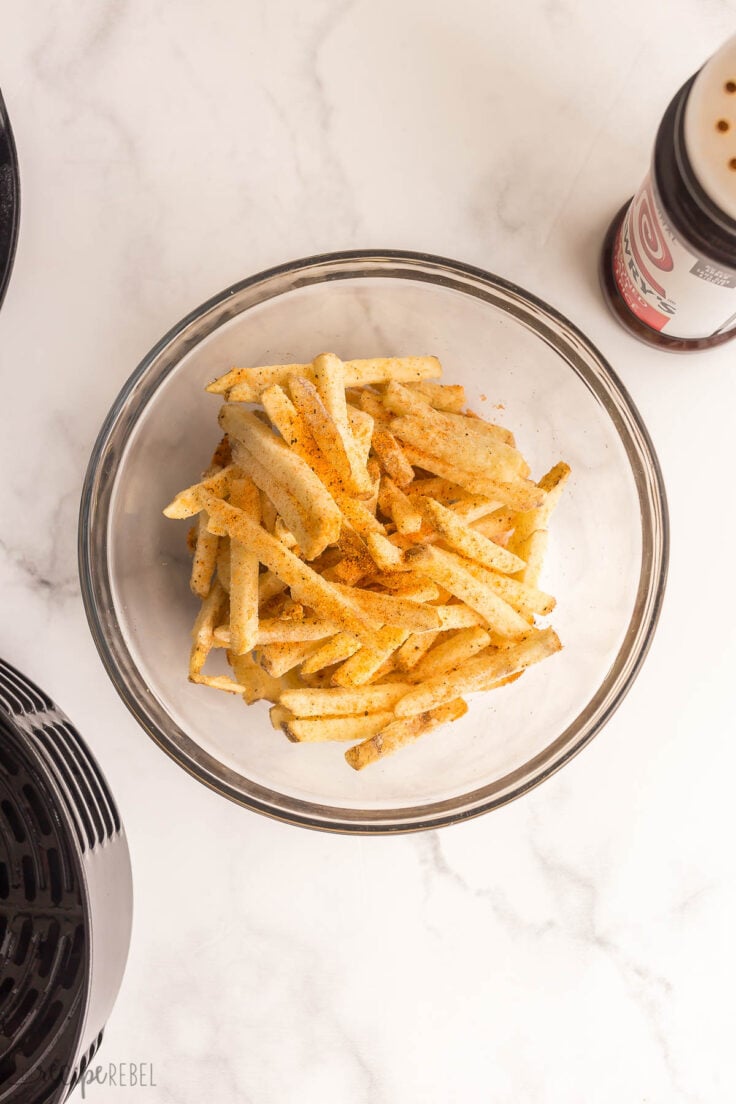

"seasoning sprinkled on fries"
[163, 353, 569, 770]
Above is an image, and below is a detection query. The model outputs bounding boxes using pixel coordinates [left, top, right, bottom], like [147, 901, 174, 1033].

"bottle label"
[612, 173, 736, 339]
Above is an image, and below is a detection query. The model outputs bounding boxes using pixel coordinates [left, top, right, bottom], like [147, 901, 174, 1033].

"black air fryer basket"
[0, 660, 132, 1102]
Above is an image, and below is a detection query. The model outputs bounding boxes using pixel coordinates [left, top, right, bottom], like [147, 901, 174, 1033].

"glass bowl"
[79, 251, 668, 833]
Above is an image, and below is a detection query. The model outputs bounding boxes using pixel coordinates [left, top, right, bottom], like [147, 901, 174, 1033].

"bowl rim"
[78, 248, 669, 834]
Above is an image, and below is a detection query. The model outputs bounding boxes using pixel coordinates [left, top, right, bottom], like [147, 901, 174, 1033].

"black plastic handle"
[0, 88, 20, 311]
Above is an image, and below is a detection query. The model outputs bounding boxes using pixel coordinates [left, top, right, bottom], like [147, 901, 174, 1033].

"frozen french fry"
[208, 356, 441, 401]
[165, 350, 568, 773]
[345, 698, 468, 770]
[404, 545, 529, 638]
[393, 628, 561, 717]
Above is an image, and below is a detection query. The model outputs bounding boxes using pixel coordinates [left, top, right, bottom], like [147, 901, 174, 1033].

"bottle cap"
[684, 34, 736, 221]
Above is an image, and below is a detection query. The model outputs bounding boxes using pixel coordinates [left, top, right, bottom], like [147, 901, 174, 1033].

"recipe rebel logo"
[80, 1062, 157, 1098]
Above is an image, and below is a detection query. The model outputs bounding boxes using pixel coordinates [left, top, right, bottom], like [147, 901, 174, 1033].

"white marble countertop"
[3, 2, 736, 1101]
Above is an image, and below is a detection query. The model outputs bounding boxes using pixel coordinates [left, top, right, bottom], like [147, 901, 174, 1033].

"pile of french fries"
[164, 354, 569, 771]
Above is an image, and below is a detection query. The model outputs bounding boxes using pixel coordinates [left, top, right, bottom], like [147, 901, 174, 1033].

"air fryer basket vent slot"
[0, 658, 130, 1104]
[1, 686, 87, 1100]
[32, 731, 95, 853]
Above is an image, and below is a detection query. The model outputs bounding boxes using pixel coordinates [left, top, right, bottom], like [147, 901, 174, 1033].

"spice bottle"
[600, 35, 736, 350]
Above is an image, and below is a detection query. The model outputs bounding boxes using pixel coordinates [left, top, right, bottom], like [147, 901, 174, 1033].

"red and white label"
[613, 173, 736, 339]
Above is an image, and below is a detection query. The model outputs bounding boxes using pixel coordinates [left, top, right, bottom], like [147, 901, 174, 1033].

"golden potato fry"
[340, 496, 388, 538]
[275, 518, 301, 551]
[381, 379, 435, 418]
[371, 428, 415, 487]
[512, 529, 549, 588]
[335, 528, 375, 574]
[228, 442, 323, 559]
[264, 385, 387, 540]
[390, 581, 440, 603]
[194, 491, 380, 641]
[391, 414, 521, 484]
[163, 465, 236, 519]
[407, 380, 466, 412]
[318, 359, 373, 460]
[478, 670, 524, 692]
[443, 494, 504, 522]
[190, 514, 220, 599]
[333, 582, 441, 632]
[365, 531, 407, 571]
[345, 698, 468, 770]
[438, 412, 526, 467]
[399, 443, 544, 510]
[365, 571, 434, 592]
[384, 382, 516, 468]
[533, 457, 571, 502]
[405, 545, 529, 638]
[260, 382, 304, 446]
[189, 579, 228, 678]
[416, 497, 525, 574]
[268, 378, 385, 538]
[456, 555, 555, 618]
[331, 627, 409, 688]
[509, 462, 571, 548]
[265, 618, 338, 642]
[399, 406, 527, 474]
[434, 604, 486, 630]
[261, 383, 376, 521]
[227, 477, 261, 654]
[253, 639, 319, 677]
[190, 673, 247, 694]
[365, 573, 441, 604]
[277, 710, 399, 743]
[258, 490, 278, 534]
[378, 476, 422, 534]
[409, 627, 492, 682]
[268, 704, 293, 730]
[324, 558, 368, 586]
[347, 404, 374, 469]
[393, 628, 561, 716]
[356, 389, 393, 425]
[311, 354, 373, 494]
[216, 540, 231, 592]
[300, 632, 362, 675]
[276, 599, 305, 622]
[209, 356, 441, 401]
[470, 508, 516, 543]
[394, 630, 442, 671]
[407, 477, 473, 504]
[220, 404, 342, 558]
[288, 375, 368, 497]
[370, 655, 402, 682]
[259, 570, 287, 605]
[365, 456, 381, 516]
[215, 617, 340, 648]
[461, 410, 515, 447]
[228, 651, 287, 704]
[279, 681, 413, 717]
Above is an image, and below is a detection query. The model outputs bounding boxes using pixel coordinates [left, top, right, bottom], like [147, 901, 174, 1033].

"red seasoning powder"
[600, 34, 736, 351]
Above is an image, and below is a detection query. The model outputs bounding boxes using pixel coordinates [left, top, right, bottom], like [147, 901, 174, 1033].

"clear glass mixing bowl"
[79, 251, 668, 832]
